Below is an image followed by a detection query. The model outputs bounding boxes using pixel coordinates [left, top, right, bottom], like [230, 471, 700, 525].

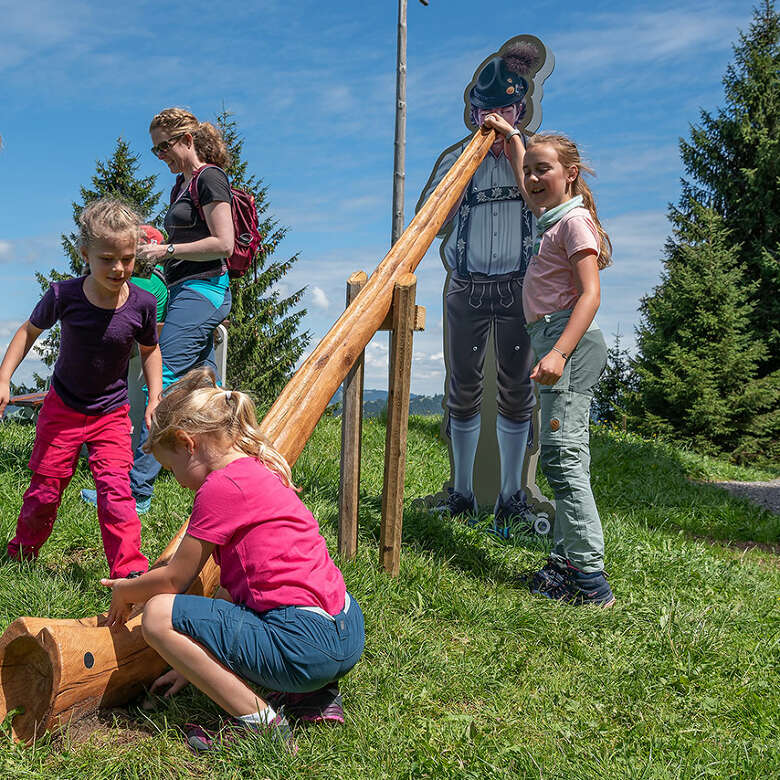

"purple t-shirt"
[30, 277, 158, 414]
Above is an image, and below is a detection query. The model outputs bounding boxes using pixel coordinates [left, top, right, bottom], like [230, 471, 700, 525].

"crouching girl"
[101, 368, 364, 752]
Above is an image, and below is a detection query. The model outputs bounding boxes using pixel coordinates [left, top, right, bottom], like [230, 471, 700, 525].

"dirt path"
[710, 477, 780, 515]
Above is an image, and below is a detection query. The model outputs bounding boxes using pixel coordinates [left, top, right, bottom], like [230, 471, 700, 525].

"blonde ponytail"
[146, 368, 295, 489]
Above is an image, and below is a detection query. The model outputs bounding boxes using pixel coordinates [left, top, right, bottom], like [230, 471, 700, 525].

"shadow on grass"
[590, 428, 779, 545]
[332, 489, 549, 587]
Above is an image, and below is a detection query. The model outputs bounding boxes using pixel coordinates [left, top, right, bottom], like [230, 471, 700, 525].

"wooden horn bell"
[0, 129, 496, 743]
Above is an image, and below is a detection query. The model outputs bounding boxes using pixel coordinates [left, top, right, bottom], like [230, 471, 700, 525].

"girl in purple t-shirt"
[101, 367, 365, 753]
[0, 199, 163, 578]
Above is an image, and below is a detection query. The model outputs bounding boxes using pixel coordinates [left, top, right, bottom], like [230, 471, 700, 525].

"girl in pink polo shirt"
[484, 116, 615, 608]
[101, 367, 364, 753]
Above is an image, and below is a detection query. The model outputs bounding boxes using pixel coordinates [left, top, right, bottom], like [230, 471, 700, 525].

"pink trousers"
[7, 388, 149, 578]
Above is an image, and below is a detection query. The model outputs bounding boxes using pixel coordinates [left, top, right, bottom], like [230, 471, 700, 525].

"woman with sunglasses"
[84, 108, 234, 514]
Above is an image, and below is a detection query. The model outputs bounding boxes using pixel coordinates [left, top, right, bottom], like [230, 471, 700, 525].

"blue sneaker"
[562, 564, 616, 608]
[492, 491, 552, 538]
[433, 488, 478, 520]
[80, 489, 151, 515]
[529, 558, 568, 596]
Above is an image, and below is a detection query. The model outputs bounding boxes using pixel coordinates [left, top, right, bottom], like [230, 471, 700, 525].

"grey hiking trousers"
[527, 309, 608, 572]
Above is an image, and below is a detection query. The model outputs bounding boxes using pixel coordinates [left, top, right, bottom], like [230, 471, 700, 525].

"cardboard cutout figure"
[417, 35, 555, 534]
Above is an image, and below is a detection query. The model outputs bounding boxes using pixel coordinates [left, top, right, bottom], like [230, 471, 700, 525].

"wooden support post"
[380, 273, 417, 576]
[338, 271, 367, 560]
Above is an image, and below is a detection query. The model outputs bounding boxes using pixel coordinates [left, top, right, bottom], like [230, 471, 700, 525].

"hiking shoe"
[528, 558, 567, 596]
[267, 683, 345, 725]
[492, 491, 552, 538]
[433, 487, 478, 519]
[80, 488, 151, 514]
[184, 711, 297, 754]
[562, 564, 616, 608]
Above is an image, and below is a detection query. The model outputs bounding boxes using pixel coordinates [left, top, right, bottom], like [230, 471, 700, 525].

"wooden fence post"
[380, 273, 417, 576]
[338, 271, 367, 560]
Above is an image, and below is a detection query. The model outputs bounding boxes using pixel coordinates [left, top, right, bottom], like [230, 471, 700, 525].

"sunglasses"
[151, 133, 186, 157]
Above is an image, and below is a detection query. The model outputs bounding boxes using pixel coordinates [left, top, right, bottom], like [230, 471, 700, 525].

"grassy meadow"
[0, 414, 778, 779]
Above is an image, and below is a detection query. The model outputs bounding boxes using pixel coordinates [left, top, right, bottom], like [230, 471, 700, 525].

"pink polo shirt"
[522, 207, 600, 324]
[186, 457, 346, 615]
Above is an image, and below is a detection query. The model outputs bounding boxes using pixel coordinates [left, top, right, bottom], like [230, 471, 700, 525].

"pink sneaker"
[266, 683, 345, 725]
[184, 711, 297, 754]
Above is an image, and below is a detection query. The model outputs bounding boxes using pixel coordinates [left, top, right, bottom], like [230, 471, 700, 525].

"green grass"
[0, 416, 778, 779]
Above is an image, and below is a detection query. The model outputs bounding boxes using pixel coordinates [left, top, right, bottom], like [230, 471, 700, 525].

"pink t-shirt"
[186, 457, 346, 615]
[522, 207, 600, 324]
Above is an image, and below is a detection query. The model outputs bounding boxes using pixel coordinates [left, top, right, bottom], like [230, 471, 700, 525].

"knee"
[540, 445, 581, 488]
[141, 593, 176, 646]
[25, 475, 63, 504]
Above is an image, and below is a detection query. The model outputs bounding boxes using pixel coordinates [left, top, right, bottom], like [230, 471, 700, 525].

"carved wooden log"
[0, 128, 496, 743]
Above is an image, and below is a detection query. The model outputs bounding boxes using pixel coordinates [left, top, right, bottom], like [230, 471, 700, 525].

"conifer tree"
[216, 109, 309, 404]
[679, 0, 779, 371]
[33, 139, 161, 385]
[632, 203, 778, 461]
[592, 329, 636, 426]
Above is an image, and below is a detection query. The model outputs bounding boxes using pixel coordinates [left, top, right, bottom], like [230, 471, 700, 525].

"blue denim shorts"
[171, 593, 365, 693]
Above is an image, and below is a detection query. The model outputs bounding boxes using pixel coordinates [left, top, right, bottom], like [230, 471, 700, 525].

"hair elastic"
[223, 390, 232, 401]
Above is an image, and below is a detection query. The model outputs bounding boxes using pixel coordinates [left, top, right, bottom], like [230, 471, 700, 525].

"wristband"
[505, 129, 521, 142]
[551, 346, 568, 360]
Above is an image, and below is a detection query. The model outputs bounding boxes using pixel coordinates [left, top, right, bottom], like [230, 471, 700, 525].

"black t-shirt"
[164, 166, 232, 287]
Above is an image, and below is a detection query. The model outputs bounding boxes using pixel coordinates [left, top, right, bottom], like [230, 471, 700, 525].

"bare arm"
[481, 114, 539, 217]
[139, 343, 163, 429]
[137, 201, 235, 265]
[530, 250, 601, 386]
[101, 533, 215, 627]
[0, 320, 44, 416]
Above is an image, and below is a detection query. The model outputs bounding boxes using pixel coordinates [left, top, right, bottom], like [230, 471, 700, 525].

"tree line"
[595, 1, 778, 465]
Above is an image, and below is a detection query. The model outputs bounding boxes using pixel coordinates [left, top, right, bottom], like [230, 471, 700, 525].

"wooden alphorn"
[0, 128, 496, 743]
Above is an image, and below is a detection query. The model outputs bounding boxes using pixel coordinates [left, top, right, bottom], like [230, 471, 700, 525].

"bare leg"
[141, 593, 266, 717]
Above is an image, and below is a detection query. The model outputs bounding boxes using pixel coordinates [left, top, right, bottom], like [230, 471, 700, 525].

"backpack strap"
[186, 164, 219, 223]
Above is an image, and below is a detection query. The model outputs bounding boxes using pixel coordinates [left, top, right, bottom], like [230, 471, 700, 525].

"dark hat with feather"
[468, 40, 542, 109]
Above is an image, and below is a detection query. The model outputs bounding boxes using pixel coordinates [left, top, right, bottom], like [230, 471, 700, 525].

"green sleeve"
[131, 266, 169, 321]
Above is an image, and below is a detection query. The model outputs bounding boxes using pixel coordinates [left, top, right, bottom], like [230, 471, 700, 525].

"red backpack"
[175, 165, 263, 279]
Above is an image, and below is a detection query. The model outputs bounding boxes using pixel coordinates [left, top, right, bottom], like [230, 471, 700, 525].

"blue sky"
[0, 0, 752, 394]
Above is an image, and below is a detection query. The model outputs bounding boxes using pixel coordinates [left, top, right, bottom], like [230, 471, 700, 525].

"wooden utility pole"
[391, 0, 407, 246]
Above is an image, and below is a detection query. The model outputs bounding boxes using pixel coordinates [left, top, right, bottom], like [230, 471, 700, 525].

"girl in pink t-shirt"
[483, 118, 615, 608]
[101, 368, 364, 753]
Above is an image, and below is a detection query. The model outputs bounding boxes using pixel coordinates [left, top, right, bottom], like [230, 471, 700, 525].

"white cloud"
[0, 319, 48, 389]
[310, 286, 330, 310]
[549, 6, 745, 75]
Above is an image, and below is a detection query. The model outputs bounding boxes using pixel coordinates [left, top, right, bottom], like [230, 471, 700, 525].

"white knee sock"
[496, 414, 531, 500]
[450, 412, 481, 497]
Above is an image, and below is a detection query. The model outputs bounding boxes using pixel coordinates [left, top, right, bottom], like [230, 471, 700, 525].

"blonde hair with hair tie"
[527, 132, 613, 269]
[79, 198, 142, 249]
[145, 368, 295, 489]
[150, 107, 231, 170]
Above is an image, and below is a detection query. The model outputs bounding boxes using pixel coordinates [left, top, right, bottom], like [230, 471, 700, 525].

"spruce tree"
[679, 0, 779, 371]
[632, 202, 778, 462]
[216, 110, 309, 404]
[592, 329, 636, 426]
[32, 139, 162, 386]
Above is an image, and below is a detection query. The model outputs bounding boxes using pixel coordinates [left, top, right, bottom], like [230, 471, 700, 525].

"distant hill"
[328, 389, 444, 419]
